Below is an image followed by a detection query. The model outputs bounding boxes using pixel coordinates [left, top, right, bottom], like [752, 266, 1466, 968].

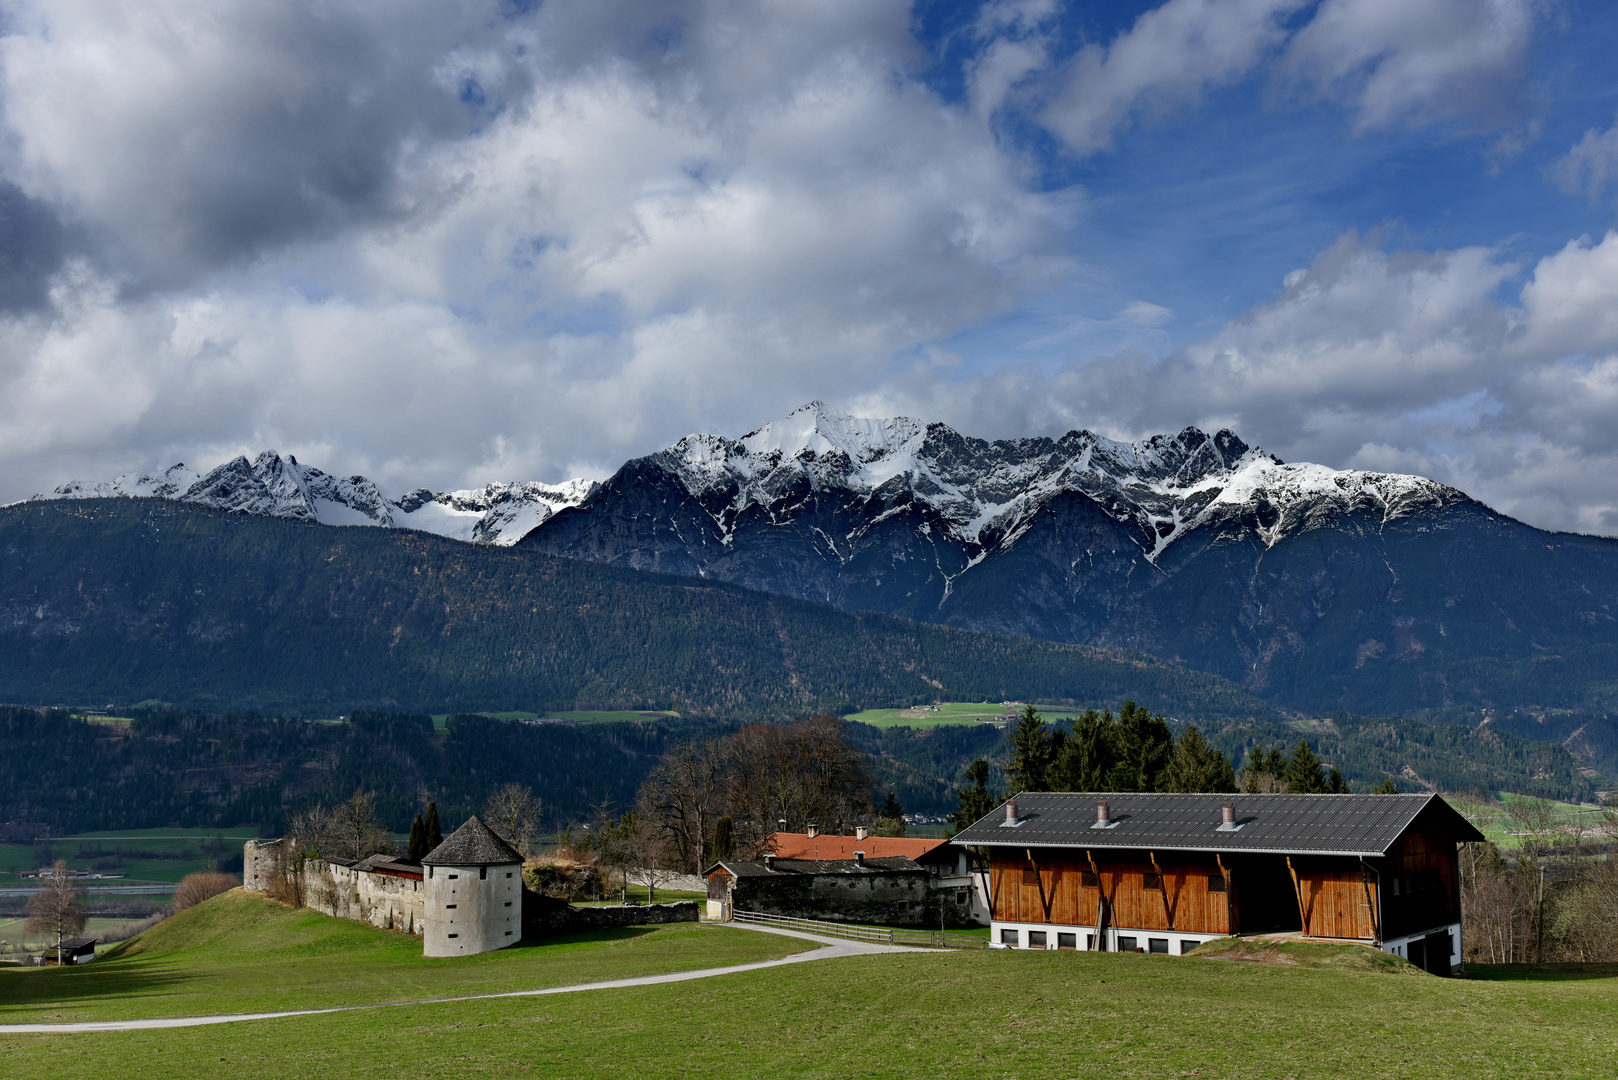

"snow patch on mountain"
[654, 401, 1460, 561]
[27, 452, 595, 546]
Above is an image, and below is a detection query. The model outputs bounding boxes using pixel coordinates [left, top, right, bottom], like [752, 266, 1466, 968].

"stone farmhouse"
[950, 792, 1484, 974]
[703, 827, 981, 927]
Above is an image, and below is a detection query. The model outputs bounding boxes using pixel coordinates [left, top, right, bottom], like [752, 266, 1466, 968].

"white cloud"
[1041, 0, 1302, 155]
[1551, 114, 1618, 202]
[1035, 0, 1541, 157]
[0, 0, 1068, 502]
[1275, 0, 1538, 134]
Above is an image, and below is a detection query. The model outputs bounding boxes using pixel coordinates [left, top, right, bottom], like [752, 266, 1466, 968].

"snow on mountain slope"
[649, 401, 1461, 561]
[26, 452, 595, 546]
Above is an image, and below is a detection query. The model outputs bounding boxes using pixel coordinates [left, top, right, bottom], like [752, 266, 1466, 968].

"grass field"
[0, 828, 260, 884]
[843, 701, 1088, 729]
[2, 903, 1614, 1079]
[0, 891, 806, 1024]
[426, 709, 682, 729]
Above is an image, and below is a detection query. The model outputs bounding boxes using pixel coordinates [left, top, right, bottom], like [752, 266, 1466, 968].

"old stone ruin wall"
[244, 839, 425, 936]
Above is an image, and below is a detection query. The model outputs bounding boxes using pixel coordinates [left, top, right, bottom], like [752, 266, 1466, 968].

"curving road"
[0, 924, 923, 1035]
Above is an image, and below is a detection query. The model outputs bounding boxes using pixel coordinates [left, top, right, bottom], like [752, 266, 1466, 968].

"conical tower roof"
[421, 814, 524, 866]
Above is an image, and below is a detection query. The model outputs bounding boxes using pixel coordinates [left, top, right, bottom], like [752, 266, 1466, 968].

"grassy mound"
[1186, 935, 1418, 973]
[0, 889, 807, 1023]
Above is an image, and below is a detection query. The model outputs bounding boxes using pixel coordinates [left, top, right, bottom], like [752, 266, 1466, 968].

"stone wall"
[726, 869, 974, 928]
[298, 860, 426, 936]
[522, 892, 699, 935]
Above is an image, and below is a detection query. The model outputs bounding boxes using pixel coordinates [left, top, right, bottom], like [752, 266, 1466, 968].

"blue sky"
[2, 0, 1618, 533]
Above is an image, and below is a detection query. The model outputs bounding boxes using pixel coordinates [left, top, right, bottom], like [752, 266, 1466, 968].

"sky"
[2, 0, 1618, 533]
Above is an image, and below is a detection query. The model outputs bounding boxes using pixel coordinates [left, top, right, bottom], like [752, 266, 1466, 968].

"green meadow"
[843, 700, 1089, 729]
[0, 828, 260, 884]
[2, 891, 1615, 1078]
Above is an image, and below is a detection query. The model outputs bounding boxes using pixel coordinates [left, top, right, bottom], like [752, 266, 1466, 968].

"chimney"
[764, 854, 776, 871]
[1096, 800, 1111, 825]
[855, 825, 869, 841]
[1005, 798, 1020, 824]
[806, 823, 819, 838]
[854, 850, 866, 867]
[1222, 802, 1236, 826]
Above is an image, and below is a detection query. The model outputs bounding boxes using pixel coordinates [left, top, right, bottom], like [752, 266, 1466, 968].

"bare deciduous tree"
[330, 790, 392, 862]
[484, 783, 544, 857]
[26, 860, 86, 964]
[638, 737, 729, 874]
[724, 716, 873, 857]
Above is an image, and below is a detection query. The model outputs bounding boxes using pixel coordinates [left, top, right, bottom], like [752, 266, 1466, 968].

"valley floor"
[1, 893, 1614, 1079]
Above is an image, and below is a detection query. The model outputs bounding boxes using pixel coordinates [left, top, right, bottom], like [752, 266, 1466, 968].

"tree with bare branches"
[330, 790, 392, 862]
[638, 736, 729, 873]
[484, 783, 544, 857]
[26, 860, 85, 965]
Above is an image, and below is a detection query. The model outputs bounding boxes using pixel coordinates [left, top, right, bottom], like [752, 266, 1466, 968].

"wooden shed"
[950, 792, 1484, 975]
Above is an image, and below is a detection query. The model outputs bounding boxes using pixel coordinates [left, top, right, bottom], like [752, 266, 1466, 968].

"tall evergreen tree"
[1327, 766, 1348, 794]
[1049, 709, 1116, 791]
[712, 815, 735, 860]
[1241, 746, 1288, 793]
[877, 790, 906, 836]
[953, 757, 998, 833]
[406, 812, 428, 862]
[1105, 701, 1175, 792]
[1004, 706, 1052, 793]
[1371, 779, 1399, 794]
[1282, 739, 1329, 794]
[1159, 725, 1237, 793]
[424, 801, 443, 850]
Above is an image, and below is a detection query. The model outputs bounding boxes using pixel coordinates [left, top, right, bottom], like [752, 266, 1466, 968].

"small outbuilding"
[37, 936, 98, 965]
[950, 792, 1484, 974]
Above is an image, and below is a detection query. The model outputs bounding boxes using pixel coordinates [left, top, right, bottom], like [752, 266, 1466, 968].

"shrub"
[172, 872, 240, 911]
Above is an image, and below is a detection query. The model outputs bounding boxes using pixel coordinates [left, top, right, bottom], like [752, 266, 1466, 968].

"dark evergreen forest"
[0, 500, 1272, 720]
[0, 701, 1600, 838]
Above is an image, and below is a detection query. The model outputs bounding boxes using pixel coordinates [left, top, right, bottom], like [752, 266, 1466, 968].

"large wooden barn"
[950, 792, 1484, 975]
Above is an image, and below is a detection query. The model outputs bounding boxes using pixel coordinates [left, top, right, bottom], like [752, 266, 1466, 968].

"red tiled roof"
[766, 832, 947, 860]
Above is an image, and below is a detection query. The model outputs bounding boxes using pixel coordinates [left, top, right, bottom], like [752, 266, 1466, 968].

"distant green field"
[427, 709, 682, 729]
[844, 701, 1087, 729]
[0, 828, 259, 883]
[2, 897, 1614, 1079]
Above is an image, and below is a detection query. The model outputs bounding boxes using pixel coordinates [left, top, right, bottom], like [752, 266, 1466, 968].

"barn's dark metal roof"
[422, 815, 524, 866]
[950, 792, 1483, 857]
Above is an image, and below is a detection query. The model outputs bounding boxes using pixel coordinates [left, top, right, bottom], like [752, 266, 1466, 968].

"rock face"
[522, 402, 1618, 712]
[30, 451, 595, 546]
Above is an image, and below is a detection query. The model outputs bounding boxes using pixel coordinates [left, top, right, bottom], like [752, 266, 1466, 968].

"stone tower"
[421, 816, 524, 957]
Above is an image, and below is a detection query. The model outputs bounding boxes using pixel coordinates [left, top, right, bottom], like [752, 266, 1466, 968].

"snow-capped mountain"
[520, 401, 1574, 708]
[31, 451, 595, 547]
[639, 401, 1459, 561]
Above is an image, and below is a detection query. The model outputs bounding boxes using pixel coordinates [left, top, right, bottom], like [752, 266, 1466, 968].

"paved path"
[0, 923, 924, 1035]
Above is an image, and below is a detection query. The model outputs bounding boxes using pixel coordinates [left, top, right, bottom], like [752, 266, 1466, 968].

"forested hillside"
[0, 499, 1274, 720]
[0, 701, 1601, 839]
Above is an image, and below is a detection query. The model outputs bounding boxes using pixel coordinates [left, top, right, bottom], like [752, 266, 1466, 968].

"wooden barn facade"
[950, 792, 1483, 975]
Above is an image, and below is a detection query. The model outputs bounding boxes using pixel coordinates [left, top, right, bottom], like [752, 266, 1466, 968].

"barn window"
[1028, 931, 1047, 948]
[1058, 933, 1077, 949]
[1180, 940, 1201, 954]
[1081, 871, 1098, 887]
[480, 867, 487, 880]
[1000, 929, 1019, 946]
[1208, 875, 1226, 893]
[1143, 873, 1163, 890]
[1022, 869, 1039, 885]
[1148, 938, 1169, 954]
[1118, 936, 1138, 952]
